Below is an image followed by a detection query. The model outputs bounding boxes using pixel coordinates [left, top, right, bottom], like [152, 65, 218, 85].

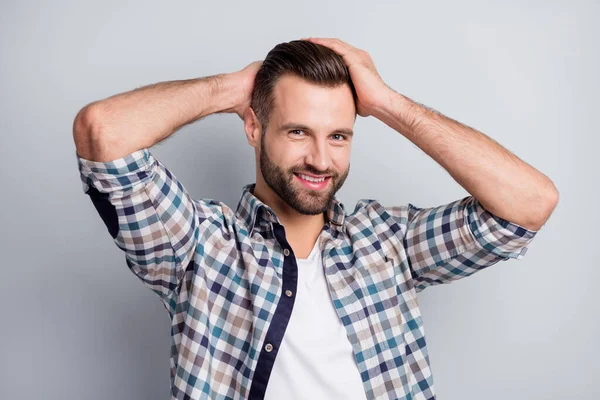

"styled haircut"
[250, 40, 358, 136]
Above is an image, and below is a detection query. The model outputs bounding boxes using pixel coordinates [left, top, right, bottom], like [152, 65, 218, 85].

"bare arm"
[374, 91, 559, 231]
[73, 61, 261, 161]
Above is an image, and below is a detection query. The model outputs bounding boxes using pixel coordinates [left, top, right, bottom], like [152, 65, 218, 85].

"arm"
[304, 37, 554, 293]
[73, 61, 262, 161]
[73, 62, 261, 308]
[373, 97, 547, 292]
[373, 92, 559, 231]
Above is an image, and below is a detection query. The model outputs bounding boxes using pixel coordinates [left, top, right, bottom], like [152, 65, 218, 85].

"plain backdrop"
[1, 0, 597, 399]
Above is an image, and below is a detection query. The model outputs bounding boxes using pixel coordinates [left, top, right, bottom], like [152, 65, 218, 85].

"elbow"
[73, 101, 106, 138]
[527, 184, 560, 232]
[72, 102, 110, 159]
[542, 184, 559, 220]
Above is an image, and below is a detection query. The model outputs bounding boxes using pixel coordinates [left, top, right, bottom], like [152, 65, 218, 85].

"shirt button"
[285, 289, 293, 297]
[265, 343, 274, 352]
[283, 248, 290, 257]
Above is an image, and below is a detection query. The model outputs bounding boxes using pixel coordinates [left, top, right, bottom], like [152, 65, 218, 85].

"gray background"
[1, 0, 597, 399]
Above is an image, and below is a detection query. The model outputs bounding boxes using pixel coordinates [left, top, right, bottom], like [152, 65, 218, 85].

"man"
[73, 38, 558, 400]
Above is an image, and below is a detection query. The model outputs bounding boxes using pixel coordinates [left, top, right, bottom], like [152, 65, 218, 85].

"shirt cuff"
[75, 148, 153, 197]
[466, 197, 539, 260]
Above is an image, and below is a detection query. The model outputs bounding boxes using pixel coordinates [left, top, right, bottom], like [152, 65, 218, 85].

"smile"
[294, 173, 331, 190]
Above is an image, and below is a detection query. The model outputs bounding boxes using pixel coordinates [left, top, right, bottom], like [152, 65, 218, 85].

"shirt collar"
[235, 183, 346, 236]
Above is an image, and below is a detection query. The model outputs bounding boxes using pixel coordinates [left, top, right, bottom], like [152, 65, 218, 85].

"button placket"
[248, 222, 298, 399]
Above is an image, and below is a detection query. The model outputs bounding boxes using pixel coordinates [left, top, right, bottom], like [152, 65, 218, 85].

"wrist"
[372, 88, 402, 122]
[372, 89, 423, 136]
[204, 73, 242, 115]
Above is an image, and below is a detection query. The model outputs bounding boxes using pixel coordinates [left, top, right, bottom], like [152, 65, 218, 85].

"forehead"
[270, 74, 356, 129]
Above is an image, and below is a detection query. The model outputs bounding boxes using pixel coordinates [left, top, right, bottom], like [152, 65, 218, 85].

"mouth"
[294, 173, 332, 191]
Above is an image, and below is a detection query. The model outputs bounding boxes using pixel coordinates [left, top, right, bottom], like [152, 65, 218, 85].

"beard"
[259, 137, 349, 216]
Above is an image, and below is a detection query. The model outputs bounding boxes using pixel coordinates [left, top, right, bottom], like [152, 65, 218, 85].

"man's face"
[258, 74, 355, 216]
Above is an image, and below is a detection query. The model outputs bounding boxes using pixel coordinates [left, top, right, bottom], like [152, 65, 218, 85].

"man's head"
[244, 40, 358, 216]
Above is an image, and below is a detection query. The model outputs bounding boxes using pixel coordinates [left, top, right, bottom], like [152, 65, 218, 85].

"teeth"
[298, 174, 326, 183]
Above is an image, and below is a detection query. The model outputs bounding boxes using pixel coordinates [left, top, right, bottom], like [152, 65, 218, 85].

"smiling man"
[73, 38, 558, 400]
[249, 72, 355, 259]
[257, 74, 353, 216]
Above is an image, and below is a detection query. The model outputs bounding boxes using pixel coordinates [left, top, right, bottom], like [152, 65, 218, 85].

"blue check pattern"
[76, 147, 538, 399]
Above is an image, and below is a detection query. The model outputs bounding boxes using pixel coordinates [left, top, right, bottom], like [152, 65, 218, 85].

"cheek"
[277, 145, 305, 165]
[263, 138, 284, 159]
[265, 143, 298, 171]
[333, 149, 351, 169]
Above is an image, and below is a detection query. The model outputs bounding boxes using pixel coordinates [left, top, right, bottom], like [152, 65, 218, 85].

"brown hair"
[250, 40, 358, 135]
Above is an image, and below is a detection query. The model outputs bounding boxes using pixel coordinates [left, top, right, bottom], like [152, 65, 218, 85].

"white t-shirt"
[264, 238, 368, 400]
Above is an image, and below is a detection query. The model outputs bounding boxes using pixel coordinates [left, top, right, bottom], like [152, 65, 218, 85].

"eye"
[332, 134, 346, 141]
[289, 129, 305, 136]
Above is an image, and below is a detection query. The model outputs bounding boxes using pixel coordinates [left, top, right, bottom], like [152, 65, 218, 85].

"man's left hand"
[301, 37, 390, 118]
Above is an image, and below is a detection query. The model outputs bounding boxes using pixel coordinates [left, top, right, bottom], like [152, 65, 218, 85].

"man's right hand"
[227, 60, 263, 120]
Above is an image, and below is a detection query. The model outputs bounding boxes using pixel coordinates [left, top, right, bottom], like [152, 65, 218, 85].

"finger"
[308, 37, 359, 55]
[307, 37, 363, 66]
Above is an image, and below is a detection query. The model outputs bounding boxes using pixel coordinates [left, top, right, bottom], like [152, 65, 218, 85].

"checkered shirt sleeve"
[75, 148, 220, 305]
[382, 195, 539, 293]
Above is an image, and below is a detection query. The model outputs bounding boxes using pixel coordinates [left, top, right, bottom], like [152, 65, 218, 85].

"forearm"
[73, 73, 239, 161]
[373, 89, 558, 231]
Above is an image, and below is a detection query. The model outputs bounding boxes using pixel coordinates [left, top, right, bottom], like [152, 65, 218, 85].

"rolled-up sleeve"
[76, 148, 220, 305]
[384, 195, 538, 293]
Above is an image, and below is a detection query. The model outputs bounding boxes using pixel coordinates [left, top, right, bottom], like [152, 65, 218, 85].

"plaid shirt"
[76, 147, 538, 400]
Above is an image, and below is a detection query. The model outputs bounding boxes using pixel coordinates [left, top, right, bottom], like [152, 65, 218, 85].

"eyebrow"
[279, 123, 354, 136]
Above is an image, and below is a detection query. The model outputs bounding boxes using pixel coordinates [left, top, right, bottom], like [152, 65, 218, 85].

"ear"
[244, 107, 262, 148]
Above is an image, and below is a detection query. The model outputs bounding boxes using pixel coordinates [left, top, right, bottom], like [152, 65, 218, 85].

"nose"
[305, 137, 332, 173]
